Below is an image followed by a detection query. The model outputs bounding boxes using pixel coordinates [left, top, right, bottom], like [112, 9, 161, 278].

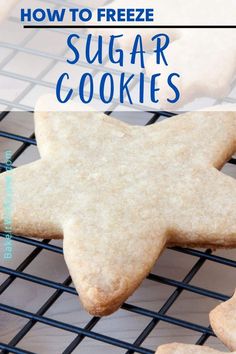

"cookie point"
[80, 285, 127, 317]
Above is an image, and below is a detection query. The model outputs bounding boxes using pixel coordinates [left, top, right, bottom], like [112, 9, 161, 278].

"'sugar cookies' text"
[56, 34, 180, 106]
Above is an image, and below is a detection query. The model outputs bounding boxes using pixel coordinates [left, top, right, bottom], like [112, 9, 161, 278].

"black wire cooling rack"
[1, 1, 236, 353]
[1, 109, 236, 354]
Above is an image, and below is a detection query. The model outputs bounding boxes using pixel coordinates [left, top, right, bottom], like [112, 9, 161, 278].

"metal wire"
[1, 5, 236, 353]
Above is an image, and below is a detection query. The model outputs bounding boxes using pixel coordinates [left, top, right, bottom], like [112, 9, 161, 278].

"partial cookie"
[146, 30, 236, 108]
[0, 0, 17, 22]
[155, 343, 236, 354]
[155, 291, 236, 353]
[90, 0, 236, 106]
[90, 0, 236, 47]
[90, 0, 179, 47]
[1, 100, 236, 316]
[210, 291, 236, 351]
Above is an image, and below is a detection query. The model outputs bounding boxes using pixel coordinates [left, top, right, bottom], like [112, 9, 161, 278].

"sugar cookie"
[155, 292, 236, 353]
[0, 0, 17, 22]
[155, 343, 236, 354]
[91, 0, 236, 106]
[1, 101, 236, 316]
[210, 291, 236, 351]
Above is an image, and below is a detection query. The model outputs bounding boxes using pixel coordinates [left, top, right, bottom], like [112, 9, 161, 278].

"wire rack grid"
[1, 1, 236, 353]
[1, 109, 236, 354]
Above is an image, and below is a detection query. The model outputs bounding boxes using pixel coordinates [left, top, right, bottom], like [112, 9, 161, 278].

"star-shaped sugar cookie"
[155, 291, 236, 354]
[91, 0, 236, 107]
[1, 101, 236, 316]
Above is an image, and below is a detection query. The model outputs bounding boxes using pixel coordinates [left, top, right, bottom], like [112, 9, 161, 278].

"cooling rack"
[1, 1, 236, 353]
[1, 109, 236, 354]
